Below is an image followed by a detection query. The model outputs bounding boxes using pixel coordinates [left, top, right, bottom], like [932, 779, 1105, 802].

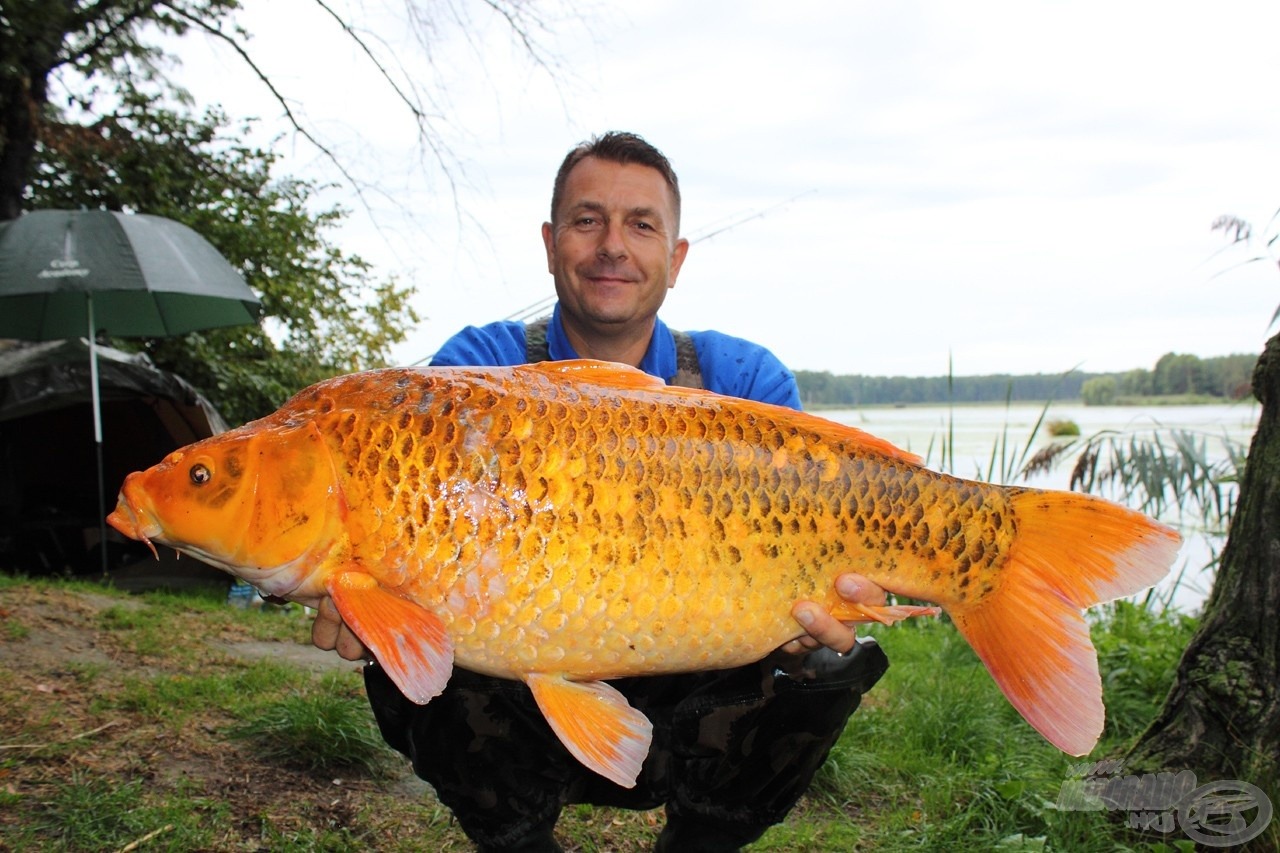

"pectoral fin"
[525, 673, 653, 789]
[326, 571, 453, 704]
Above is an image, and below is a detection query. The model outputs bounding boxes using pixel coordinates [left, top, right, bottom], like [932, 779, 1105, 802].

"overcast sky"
[167, 0, 1280, 378]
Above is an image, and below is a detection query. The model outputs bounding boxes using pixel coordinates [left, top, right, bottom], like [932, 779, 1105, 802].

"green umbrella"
[0, 210, 261, 573]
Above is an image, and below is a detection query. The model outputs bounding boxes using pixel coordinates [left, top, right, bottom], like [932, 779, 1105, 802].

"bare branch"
[307, 0, 460, 192]
[155, 0, 376, 213]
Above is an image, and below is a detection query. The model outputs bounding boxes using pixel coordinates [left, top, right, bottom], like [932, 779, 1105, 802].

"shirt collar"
[547, 303, 677, 381]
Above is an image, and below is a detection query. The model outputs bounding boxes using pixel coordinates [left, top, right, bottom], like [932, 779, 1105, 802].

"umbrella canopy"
[0, 209, 261, 575]
[0, 210, 260, 340]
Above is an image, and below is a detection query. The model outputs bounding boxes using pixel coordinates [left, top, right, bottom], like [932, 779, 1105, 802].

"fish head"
[107, 419, 345, 599]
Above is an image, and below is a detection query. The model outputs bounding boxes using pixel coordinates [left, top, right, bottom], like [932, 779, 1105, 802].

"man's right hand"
[310, 596, 370, 661]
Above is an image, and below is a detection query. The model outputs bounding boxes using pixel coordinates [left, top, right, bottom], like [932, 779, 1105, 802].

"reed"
[923, 375, 1249, 614]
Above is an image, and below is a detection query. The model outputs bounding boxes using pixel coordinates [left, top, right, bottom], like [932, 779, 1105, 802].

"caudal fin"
[947, 489, 1181, 756]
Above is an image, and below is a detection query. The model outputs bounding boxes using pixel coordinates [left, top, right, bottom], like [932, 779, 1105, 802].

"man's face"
[542, 157, 689, 337]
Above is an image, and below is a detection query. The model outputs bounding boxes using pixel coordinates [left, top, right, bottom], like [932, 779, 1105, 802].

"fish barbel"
[107, 360, 1180, 786]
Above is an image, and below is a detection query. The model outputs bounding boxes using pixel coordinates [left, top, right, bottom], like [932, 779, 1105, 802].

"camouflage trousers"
[364, 639, 888, 851]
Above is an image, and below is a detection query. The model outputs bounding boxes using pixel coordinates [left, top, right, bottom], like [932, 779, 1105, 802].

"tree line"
[795, 352, 1257, 407]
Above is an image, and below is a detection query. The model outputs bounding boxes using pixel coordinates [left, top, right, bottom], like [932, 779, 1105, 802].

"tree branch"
[154, 0, 375, 213]
[307, 0, 460, 203]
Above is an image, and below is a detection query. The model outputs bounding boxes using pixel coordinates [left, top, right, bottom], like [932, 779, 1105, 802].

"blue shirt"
[430, 303, 801, 410]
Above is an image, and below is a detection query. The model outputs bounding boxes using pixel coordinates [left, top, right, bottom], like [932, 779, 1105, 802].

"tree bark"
[1125, 333, 1280, 793]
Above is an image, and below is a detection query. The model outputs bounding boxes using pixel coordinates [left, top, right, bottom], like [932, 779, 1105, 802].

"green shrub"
[1046, 418, 1081, 437]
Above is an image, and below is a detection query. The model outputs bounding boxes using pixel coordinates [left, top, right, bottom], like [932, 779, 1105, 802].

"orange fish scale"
[285, 367, 1016, 681]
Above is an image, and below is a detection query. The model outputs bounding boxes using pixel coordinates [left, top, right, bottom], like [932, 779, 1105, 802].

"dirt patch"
[212, 639, 364, 674]
[0, 585, 133, 672]
[0, 582, 474, 851]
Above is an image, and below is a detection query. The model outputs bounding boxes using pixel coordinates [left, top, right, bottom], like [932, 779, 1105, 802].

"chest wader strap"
[524, 316, 704, 390]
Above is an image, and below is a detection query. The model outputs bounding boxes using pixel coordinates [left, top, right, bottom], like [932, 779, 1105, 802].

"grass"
[228, 675, 395, 774]
[791, 604, 1205, 851]
[0, 577, 1224, 851]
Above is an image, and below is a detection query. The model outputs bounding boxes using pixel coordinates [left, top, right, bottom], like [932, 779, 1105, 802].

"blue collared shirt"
[430, 303, 802, 410]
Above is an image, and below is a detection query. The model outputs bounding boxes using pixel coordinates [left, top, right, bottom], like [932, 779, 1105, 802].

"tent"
[0, 339, 229, 589]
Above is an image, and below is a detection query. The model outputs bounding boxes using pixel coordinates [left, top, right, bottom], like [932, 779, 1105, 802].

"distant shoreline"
[804, 393, 1255, 411]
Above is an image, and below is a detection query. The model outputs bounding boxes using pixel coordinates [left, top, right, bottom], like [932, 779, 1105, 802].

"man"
[313, 132, 889, 852]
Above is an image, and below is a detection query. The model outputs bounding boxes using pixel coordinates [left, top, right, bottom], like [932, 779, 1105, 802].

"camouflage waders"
[366, 643, 887, 850]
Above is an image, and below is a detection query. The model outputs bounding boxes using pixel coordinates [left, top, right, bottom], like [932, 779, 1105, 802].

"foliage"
[1212, 211, 1280, 328]
[1021, 424, 1244, 532]
[1046, 418, 1081, 437]
[1091, 601, 1201, 741]
[1002, 417, 1246, 623]
[809, 611, 1202, 851]
[0, 0, 244, 220]
[1081, 376, 1117, 406]
[26, 86, 418, 424]
[4, 0, 575, 423]
[796, 352, 1256, 408]
[1, 0, 569, 219]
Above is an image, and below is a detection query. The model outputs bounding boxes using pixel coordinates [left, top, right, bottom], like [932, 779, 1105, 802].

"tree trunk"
[0, 72, 43, 222]
[1125, 332, 1279, 796]
[0, 0, 74, 221]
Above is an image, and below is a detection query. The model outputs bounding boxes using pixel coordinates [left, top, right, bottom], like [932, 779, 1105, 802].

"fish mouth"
[106, 485, 162, 560]
[107, 494, 249, 577]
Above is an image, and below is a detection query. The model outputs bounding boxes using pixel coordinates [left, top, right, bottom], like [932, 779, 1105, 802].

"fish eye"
[189, 463, 212, 486]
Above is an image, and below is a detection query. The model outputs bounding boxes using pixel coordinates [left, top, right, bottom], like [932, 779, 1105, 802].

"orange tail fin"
[947, 489, 1181, 756]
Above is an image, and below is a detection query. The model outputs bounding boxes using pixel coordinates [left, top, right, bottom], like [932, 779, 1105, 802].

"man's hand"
[783, 573, 886, 656]
[310, 597, 370, 662]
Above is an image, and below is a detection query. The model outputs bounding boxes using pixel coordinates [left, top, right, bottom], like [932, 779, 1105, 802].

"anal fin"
[830, 600, 941, 626]
[326, 571, 453, 704]
[526, 673, 653, 789]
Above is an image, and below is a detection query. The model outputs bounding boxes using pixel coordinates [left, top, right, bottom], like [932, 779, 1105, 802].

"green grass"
[227, 673, 397, 775]
[794, 606, 1204, 851]
[5, 770, 231, 852]
[98, 660, 308, 723]
[0, 572, 1230, 850]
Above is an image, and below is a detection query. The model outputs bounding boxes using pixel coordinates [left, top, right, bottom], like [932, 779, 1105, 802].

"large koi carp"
[107, 360, 1180, 787]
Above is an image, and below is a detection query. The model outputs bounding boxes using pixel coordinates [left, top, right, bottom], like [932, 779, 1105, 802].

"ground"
[0, 581, 855, 852]
[0, 581, 467, 851]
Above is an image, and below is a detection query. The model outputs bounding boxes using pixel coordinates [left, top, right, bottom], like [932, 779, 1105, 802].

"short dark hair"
[549, 131, 682, 232]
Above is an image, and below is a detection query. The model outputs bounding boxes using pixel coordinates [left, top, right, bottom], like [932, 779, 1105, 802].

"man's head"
[542, 132, 690, 361]
[550, 132, 682, 233]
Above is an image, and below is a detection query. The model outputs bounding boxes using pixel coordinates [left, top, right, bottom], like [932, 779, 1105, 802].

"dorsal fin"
[520, 359, 668, 390]
[810, 416, 924, 466]
[519, 359, 922, 466]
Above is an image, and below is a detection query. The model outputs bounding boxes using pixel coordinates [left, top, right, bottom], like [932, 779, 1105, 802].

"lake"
[819, 401, 1263, 614]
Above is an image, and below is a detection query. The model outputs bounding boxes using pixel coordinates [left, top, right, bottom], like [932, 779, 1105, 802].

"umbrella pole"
[87, 295, 109, 578]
